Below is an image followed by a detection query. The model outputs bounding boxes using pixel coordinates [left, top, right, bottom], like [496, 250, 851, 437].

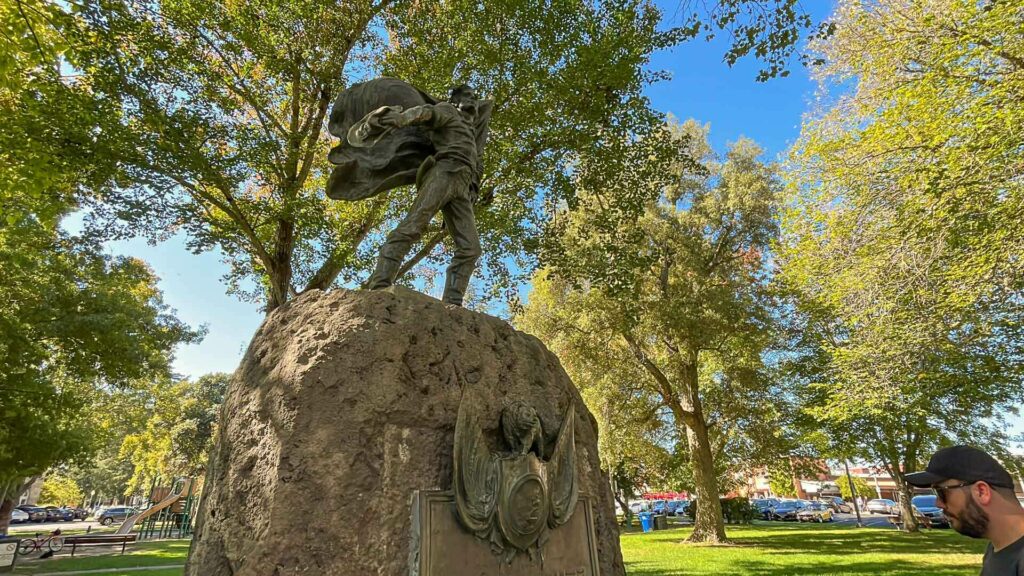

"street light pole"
[844, 460, 864, 527]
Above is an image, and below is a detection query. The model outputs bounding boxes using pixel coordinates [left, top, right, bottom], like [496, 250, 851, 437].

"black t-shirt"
[982, 534, 1024, 575]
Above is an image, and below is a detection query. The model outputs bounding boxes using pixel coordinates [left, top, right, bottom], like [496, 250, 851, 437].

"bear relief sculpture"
[453, 395, 579, 563]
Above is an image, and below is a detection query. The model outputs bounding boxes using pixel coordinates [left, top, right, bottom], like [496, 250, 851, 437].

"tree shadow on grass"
[625, 558, 977, 576]
[730, 523, 985, 556]
[622, 523, 986, 576]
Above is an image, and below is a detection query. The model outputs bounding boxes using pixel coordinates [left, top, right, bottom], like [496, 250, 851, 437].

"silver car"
[865, 498, 897, 514]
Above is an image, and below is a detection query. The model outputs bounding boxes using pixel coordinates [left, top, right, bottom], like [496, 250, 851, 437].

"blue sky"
[103, 3, 835, 379]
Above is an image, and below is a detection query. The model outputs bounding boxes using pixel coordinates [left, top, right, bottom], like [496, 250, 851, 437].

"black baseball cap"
[905, 445, 1014, 488]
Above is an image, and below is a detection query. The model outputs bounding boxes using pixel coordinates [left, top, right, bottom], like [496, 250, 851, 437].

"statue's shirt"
[409, 102, 479, 170]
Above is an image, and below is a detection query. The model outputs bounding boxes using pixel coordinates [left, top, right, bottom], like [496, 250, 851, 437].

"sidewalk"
[29, 566, 183, 576]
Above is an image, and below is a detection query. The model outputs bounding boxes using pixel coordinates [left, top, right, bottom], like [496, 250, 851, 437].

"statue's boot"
[442, 265, 474, 306]
[367, 255, 401, 290]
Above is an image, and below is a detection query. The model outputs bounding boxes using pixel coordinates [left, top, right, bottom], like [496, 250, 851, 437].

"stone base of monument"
[184, 287, 624, 576]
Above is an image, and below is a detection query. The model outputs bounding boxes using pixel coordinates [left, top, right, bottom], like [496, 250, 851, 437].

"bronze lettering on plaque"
[409, 490, 600, 576]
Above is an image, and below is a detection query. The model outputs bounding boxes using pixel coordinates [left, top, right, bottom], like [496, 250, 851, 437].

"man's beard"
[947, 497, 989, 538]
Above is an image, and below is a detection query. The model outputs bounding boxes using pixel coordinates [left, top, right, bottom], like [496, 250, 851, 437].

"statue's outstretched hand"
[374, 106, 404, 128]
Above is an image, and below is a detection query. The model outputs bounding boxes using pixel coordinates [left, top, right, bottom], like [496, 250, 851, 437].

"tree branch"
[622, 331, 697, 423]
[294, 86, 331, 190]
[302, 196, 388, 292]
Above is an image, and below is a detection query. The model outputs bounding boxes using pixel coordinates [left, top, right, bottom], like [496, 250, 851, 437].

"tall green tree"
[519, 120, 784, 542]
[781, 0, 1024, 532]
[768, 463, 798, 498]
[791, 0, 1023, 309]
[39, 474, 84, 507]
[121, 373, 229, 494]
[1, 11, 198, 527]
[0, 221, 198, 533]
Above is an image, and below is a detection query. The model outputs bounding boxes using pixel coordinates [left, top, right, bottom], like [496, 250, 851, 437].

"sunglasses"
[932, 481, 977, 501]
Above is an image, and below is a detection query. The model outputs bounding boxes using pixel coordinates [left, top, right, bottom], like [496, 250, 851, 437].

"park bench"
[63, 534, 138, 557]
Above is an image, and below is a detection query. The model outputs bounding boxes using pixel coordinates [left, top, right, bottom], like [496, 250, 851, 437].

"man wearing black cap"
[907, 445, 1024, 575]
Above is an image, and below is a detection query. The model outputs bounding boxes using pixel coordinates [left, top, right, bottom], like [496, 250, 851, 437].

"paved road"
[33, 566, 185, 576]
[8, 520, 112, 534]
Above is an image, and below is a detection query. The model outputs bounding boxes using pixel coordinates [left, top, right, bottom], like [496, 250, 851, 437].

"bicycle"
[16, 529, 63, 555]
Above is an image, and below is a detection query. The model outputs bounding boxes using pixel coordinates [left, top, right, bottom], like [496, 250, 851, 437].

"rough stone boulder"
[185, 287, 624, 576]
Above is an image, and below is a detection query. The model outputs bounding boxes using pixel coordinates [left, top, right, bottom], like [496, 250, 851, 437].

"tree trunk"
[266, 218, 297, 312]
[0, 498, 12, 536]
[679, 352, 727, 543]
[0, 476, 36, 537]
[895, 476, 920, 532]
[684, 419, 727, 542]
[613, 493, 633, 527]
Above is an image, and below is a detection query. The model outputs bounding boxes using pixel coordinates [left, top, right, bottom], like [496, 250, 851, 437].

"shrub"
[684, 498, 756, 525]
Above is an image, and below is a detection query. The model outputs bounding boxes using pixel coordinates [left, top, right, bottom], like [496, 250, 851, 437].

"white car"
[9, 508, 29, 523]
[628, 501, 649, 514]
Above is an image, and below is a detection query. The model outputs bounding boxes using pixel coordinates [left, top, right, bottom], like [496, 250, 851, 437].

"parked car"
[752, 498, 780, 514]
[818, 496, 852, 513]
[96, 506, 137, 526]
[58, 506, 83, 520]
[9, 508, 29, 523]
[865, 499, 898, 515]
[651, 500, 668, 514]
[768, 500, 807, 521]
[628, 501, 649, 515]
[68, 507, 88, 520]
[911, 495, 950, 528]
[15, 505, 46, 522]
[44, 506, 75, 521]
[665, 500, 686, 515]
[41, 506, 62, 522]
[672, 501, 692, 517]
[797, 501, 835, 523]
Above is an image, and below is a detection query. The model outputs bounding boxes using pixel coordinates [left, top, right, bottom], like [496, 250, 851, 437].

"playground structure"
[116, 477, 198, 540]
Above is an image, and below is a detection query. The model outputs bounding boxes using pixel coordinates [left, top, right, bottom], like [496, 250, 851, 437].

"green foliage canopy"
[837, 474, 872, 502]
[48, 0, 679, 311]
[6, 0, 833, 314]
[39, 473, 85, 507]
[780, 0, 1024, 531]
[121, 373, 229, 494]
[0, 1, 199, 511]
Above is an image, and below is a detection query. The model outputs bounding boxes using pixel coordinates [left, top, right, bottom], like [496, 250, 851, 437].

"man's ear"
[974, 481, 995, 506]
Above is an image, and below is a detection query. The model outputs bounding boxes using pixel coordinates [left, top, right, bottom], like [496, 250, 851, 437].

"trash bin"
[653, 514, 668, 530]
[639, 512, 653, 532]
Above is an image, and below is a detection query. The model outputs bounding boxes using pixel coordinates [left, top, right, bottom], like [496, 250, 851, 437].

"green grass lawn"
[622, 522, 987, 576]
[13, 539, 188, 575]
[8, 522, 986, 575]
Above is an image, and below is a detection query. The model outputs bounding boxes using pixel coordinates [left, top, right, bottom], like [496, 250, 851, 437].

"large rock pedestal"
[185, 287, 624, 576]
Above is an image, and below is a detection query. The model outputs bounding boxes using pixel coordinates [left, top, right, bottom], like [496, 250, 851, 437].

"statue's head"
[449, 84, 478, 117]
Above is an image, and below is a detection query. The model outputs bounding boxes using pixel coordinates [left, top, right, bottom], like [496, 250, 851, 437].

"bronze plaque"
[409, 490, 600, 576]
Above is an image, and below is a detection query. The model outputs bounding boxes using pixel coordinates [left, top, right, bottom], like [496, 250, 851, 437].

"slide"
[115, 478, 192, 535]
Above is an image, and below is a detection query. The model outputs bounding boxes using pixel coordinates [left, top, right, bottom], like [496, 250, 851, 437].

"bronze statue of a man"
[338, 82, 493, 306]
